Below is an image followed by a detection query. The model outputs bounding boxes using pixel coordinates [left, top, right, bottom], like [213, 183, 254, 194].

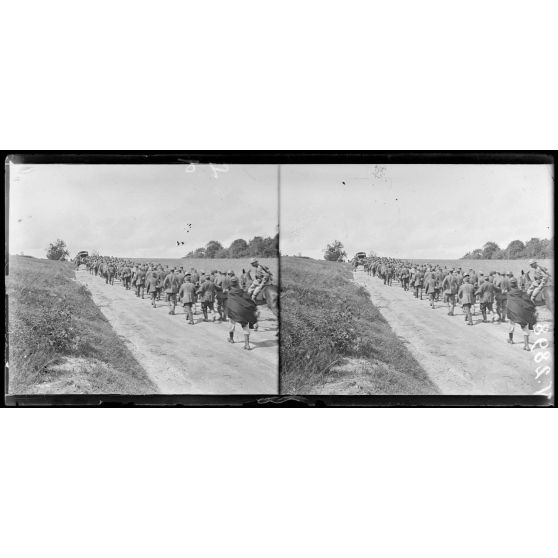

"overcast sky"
[8, 164, 279, 258]
[280, 164, 554, 259]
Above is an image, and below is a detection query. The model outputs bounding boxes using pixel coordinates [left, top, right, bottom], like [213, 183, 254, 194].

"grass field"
[129, 257, 278, 281]
[280, 257, 438, 395]
[6, 256, 157, 394]
[408, 258, 552, 277]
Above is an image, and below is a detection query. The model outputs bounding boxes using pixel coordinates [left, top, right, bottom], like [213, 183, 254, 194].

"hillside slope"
[280, 257, 438, 395]
[6, 256, 157, 394]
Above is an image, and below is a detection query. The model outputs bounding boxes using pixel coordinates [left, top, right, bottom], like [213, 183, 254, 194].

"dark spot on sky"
[342, 181, 346, 185]
[17, 219, 22, 222]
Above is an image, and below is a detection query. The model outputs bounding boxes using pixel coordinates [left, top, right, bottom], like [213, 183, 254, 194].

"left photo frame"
[5, 155, 280, 403]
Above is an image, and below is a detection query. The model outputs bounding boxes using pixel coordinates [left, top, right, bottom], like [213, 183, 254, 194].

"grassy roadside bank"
[6, 256, 157, 394]
[280, 257, 439, 394]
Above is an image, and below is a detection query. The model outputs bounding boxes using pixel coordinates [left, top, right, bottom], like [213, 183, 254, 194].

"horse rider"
[526, 259, 551, 303]
[247, 258, 272, 301]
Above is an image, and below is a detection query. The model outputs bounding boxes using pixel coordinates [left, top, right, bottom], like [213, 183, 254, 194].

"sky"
[280, 164, 554, 259]
[8, 164, 279, 258]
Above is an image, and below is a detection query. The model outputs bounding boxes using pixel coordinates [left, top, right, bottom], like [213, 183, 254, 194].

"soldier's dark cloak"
[226, 287, 258, 325]
[506, 287, 537, 327]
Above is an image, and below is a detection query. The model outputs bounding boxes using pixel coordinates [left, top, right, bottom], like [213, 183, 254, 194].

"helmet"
[250, 258, 258, 265]
[227, 269, 234, 275]
[529, 259, 536, 266]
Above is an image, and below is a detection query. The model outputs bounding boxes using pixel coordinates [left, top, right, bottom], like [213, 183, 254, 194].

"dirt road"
[75, 270, 278, 394]
[355, 270, 554, 395]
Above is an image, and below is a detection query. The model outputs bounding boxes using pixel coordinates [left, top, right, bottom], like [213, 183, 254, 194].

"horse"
[254, 284, 278, 317]
[251, 284, 279, 334]
[532, 284, 554, 316]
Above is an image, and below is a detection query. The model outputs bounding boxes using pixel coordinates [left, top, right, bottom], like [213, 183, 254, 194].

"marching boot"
[523, 335, 530, 351]
[507, 332, 513, 344]
[228, 331, 234, 343]
[243, 334, 251, 350]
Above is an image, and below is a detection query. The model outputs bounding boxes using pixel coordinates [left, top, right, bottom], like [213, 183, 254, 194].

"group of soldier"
[361, 256, 551, 351]
[81, 256, 272, 350]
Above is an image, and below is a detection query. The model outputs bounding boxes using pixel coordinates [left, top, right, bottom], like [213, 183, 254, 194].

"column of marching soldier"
[79, 256, 271, 350]
[361, 257, 551, 352]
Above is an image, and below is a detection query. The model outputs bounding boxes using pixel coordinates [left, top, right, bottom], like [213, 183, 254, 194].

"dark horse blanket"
[226, 287, 258, 325]
[507, 287, 537, 328]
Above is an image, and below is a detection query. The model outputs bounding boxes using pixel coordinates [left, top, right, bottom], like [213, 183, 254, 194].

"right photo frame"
[279, 160, 554, 402]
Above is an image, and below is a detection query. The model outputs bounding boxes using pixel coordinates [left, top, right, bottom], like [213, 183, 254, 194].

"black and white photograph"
[280, 163, 554, 397]
[6, 161, 279, 395]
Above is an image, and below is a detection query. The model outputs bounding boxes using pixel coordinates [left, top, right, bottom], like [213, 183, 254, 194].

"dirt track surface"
[75, 270, 278, 394]
[355, 270, 554, 396]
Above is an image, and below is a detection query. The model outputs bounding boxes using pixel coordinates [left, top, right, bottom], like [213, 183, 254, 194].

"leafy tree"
[482, 241, 500, 260]
[249, 236, 265, 257]
[193, 247, 206, 258]
[524, 237, 543, 258]
[323, 240, 347, 262]
[215, 247, 229, 258]
[228, 238, 249, 258]
[46, 239, 70, 261]
[540, 237, 553, 258]
[260, 236, 278, 257]
[505, 240, 525, 259]
[205, 240, 223, 259]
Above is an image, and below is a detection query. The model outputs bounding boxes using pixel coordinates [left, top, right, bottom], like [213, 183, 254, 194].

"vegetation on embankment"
[6, 256, 157, 394]
[280, 257, 438, 395]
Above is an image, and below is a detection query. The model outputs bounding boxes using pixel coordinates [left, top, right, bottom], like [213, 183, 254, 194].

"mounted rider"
[247, 258, 272, 301]
[526, 259, 551, 303]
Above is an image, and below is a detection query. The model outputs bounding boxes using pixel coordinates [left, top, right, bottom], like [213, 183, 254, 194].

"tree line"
[461, 237, 554, 260]
[183, 234, 278, 259]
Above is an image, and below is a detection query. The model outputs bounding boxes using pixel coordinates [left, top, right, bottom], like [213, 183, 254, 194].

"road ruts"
[355, 270, 553, 396]
[75, 269, 278, 394]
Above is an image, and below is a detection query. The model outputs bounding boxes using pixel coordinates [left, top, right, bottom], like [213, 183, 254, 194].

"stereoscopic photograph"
[279, 163, 554, 397]
[6, 161, 279, 396]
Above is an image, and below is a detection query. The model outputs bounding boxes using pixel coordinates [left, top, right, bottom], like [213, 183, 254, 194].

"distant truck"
[75, 251, 89, 267]
[353, 252, 367, 270]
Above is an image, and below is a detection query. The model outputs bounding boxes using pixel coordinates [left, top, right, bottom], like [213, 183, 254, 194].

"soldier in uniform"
[442, 269, 458, 316]
[475, 276, 496, 322]
[526, 259, 551, 302]
[163, 268, 180, 315]
[221, 270, 234, 321]
[213, 270, 226, 321]
[424, 271, 437, 309]
[507, 277, 537, 350]
[400, 265, 410, 291]
[178, 273, 196, 324]
[145, 269, 160, 308]
[135, 265, 146, 298]
[413, 267, 424, 300]
[498, 272, 511, 323]
[247, 258, 272, 301]
[226, 276, 258, 350]
[197, 274, 216, 321]
[458, 274, 475, 326]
